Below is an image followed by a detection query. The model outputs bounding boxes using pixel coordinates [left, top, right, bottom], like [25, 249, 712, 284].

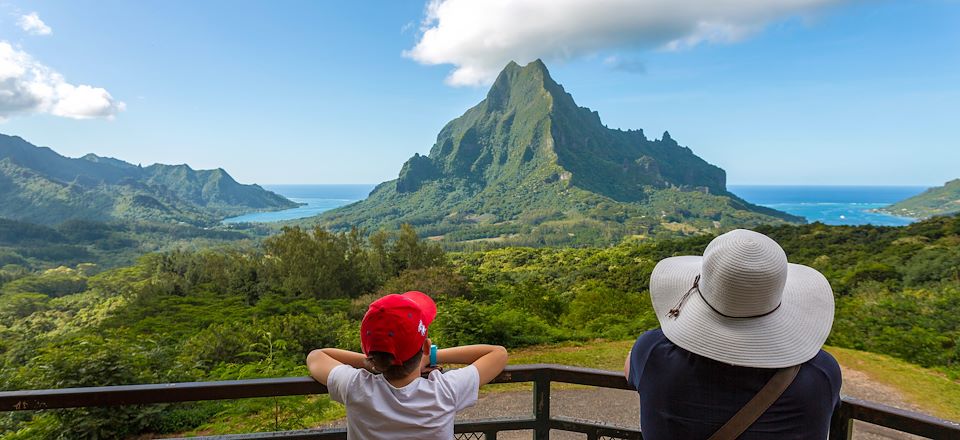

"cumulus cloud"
[407, 0, 846, 86]
[18, 12, 52, 36]
[0, 41, 125, 121]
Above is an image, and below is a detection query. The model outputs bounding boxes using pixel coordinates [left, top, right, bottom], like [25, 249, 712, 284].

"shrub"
[431, 298, 560, 348]
[378, 266, 471, 299]
[565, 281, 656, 339]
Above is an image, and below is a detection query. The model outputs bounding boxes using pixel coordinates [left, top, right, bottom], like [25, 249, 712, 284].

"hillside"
[0, 134, 297, 226]
[881, 179, 960, 218]
[0, 217, 266, 273]
[315, 60, 801, 246]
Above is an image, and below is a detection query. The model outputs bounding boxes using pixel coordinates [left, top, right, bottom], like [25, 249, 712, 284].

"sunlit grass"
[474, 339, 632, 393]
[826, 345, 960, 422]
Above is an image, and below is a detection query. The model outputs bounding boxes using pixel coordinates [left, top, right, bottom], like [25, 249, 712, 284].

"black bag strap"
[707, 364, 801, 440]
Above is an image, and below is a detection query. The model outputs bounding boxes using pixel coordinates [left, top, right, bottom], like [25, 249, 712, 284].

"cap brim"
[401, 291, 437, 327]
[650, 256, 835, 368]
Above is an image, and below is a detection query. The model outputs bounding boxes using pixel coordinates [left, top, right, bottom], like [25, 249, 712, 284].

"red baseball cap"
[360, 291, 437, 365]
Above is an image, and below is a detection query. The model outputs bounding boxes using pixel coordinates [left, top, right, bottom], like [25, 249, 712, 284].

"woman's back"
[627, 329, 842, 439]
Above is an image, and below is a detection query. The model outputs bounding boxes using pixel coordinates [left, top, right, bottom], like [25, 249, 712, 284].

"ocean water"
[224, 184, 929, 227]
[222, 184, 377, 223]
[729, 185, 928, 226]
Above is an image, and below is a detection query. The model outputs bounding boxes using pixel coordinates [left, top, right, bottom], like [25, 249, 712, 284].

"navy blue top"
[627, 329, 842, 440]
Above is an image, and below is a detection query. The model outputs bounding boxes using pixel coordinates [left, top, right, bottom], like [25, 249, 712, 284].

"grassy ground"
[478, 339, 635, 393]
[508, 339, 634, 370]
[827, 346, 960, 422]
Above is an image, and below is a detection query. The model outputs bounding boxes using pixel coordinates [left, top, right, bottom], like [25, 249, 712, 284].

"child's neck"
[386, 370, 421, 388]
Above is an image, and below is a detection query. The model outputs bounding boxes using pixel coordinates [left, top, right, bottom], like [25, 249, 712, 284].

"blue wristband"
[430, 344, 438, 366]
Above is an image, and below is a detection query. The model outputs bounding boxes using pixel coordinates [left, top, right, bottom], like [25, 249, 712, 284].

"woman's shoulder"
[806, 349, 842, 384]
[634, 328, 668, 347]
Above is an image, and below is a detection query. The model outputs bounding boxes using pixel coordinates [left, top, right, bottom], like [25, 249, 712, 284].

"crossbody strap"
[707, 364, 802, 440]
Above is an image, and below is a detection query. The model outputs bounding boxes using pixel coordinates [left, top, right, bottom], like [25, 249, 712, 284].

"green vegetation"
[2, 215, 959, 438]
[314, 60, 801, 247]
[0, 133, 297, 226]
[881, 179, 960, 219]
[0, 225, 452, 438]
[0, 217, 268, 276]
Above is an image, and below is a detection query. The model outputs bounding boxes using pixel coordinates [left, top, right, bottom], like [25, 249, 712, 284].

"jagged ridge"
[0, 133, 297, 225]
[318, 60, 802, 245]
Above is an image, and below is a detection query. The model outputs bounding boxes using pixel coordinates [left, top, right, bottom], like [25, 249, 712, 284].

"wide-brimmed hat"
[650, 229, 834, 368]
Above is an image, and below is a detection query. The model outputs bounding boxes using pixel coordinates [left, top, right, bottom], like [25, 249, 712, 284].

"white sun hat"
[650, 229, 835, 368]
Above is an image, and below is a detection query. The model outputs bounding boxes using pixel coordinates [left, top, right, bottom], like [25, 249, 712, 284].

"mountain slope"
[881, 179, 960, 218]
[0, 134, 297, 225]
[317, 60, 801, 246]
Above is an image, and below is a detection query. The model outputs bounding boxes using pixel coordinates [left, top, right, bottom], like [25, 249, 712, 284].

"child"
[307, 291, 508, 439]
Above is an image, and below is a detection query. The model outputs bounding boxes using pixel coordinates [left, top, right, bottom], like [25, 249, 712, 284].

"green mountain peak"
[317, 61, 801, 246]
[484, 59, 558, 112]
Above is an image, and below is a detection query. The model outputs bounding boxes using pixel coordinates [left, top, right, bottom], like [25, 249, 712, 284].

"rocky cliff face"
[318, 60, 801, 246]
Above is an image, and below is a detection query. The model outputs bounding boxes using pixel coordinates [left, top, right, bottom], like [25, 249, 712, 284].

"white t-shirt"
[327, 364, 480, 440]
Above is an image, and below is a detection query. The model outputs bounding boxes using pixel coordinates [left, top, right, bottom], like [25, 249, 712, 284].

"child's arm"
[306, 348, 369, 385]
[624, 350, 631, 380]
[436, 345, 508, 385]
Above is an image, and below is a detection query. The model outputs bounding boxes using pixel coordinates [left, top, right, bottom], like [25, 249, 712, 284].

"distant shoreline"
[225, 184, 928, 227]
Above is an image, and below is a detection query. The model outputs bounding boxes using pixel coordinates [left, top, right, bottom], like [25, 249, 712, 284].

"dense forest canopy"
[1, 215, 958, 438]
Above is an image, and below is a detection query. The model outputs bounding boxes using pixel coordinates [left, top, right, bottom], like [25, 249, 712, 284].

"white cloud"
[407, 0, 847, 86]
[18, 12, 52, 36]
[0, 41, 125, 120]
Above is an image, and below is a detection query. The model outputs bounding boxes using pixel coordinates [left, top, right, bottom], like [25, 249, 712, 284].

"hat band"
[670, 274, 783, 319]
[698, 284, 782, 319]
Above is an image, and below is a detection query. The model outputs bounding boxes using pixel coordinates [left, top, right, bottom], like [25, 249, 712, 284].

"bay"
[222, 184, 376, 223]
[729, 185, 928, 226]
[225, 184, 929, 227]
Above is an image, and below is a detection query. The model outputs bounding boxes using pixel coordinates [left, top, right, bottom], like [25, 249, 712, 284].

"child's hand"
[419, 351, 442, 376]
[420, 365, 443, 377]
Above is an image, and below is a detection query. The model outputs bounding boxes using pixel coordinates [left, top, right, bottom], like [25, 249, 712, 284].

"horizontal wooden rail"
[2, 363, 958, 440]
[833, 396, 960, 439]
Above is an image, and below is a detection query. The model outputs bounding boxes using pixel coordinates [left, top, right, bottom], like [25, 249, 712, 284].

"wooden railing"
[2, 364, 958, 439]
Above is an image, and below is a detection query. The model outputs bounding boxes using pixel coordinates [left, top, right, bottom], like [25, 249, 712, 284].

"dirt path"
[322, 362, 931, 439]
[838, 367, 927, 440]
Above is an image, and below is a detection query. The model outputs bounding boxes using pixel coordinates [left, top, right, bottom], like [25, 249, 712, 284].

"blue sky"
[0, 0, 956, 186]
